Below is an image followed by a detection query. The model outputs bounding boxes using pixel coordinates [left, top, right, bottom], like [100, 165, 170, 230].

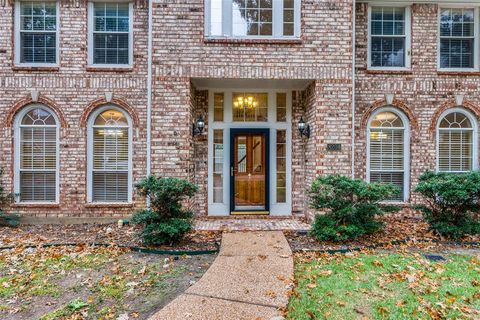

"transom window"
[439, 8, 477, 70]
[368, 110, 409, 201]
[15, 106, 59, 202]
[206, 0, 300, 38]
[232, 92, 268, 122]
[88, 2, 133, 66]
[368, 6, 411, 69]
[437, 110, 476, 172]
[15, 1, 59, 65]
[88, 107, 132, 202]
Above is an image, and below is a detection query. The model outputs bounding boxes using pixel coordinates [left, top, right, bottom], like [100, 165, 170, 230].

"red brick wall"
[354, 3, 480, 205]
[0, 1, 150, 217]
[1, 0, 355, 218]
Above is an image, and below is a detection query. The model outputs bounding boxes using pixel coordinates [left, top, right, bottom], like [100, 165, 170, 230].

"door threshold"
[230, 211, 270, 215]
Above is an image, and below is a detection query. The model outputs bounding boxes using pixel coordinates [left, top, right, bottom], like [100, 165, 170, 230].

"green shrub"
[309, 175, 400, 242]
[0, 169, 18, 227]
[131, 176, 198, 245]
[414, 171, 480, 239]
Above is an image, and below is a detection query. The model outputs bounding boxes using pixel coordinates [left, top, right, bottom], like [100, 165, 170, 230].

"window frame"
[436, 107, 478, 173]
[367, 4, 412, 71]
[14, 1, 60, 67]
[14, 104, 60, 204]
[437, 6, 480, 72]
[87, 1, 134, 69]
[86, 105, 133, 203]
[204, 0, 301, 40]
[366, 107, 410, 203]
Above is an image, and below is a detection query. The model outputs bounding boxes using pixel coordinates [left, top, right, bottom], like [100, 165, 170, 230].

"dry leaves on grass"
[286, 216, 480, 252]
[0, 224, 221, 251]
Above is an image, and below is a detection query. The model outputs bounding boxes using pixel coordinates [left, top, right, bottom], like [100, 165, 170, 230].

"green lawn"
[287, 251, 480, 320]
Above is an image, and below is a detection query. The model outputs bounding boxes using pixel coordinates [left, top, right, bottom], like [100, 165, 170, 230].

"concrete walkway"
[150, 231, 293, 320]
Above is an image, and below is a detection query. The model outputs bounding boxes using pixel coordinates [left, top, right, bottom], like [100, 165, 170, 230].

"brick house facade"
[0, 0, 479, 220]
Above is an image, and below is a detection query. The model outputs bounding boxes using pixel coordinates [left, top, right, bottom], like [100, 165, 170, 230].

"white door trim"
[207, 89, 292, 216]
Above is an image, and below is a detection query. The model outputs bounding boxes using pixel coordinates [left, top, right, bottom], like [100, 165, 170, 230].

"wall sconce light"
[298, 116, 310, 139]
[192, 115, 205, 136]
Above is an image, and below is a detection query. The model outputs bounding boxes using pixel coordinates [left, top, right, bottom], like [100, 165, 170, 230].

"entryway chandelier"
[233, 95, 257, 109]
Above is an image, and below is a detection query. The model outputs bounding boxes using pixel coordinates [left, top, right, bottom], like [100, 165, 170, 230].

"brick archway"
[5, 95, 68, 128]
[360, 98, 418, 131]
[80, 96, 140, 127]
[429, 99, 480, 133]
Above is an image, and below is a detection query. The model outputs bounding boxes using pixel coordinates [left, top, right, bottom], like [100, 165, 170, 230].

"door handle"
[231, 167, 234, 177]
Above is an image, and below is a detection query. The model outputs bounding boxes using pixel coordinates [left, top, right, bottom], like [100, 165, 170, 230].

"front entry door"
[230, 129, 270, 214]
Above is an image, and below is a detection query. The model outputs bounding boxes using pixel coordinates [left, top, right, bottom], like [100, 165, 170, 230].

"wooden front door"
[230, 129, 270, 213]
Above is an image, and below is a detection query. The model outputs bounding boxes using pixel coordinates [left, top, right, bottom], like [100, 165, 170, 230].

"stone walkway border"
[194, 218, 310, 232]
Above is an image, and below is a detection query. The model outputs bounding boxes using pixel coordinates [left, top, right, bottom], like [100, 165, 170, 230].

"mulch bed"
[285, 216, 480, 252]
[0, 223, 222, 252]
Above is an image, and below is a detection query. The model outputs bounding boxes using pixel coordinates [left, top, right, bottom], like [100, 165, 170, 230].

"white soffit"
[191, 78, 313, 90]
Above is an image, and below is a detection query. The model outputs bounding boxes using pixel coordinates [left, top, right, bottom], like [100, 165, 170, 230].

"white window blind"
[18, 1, 58, 64]
[91, 109, 130, 202]
[18, 107, 57, 202]
[438, 112, 473, 172]
[369, 111, 405, 201]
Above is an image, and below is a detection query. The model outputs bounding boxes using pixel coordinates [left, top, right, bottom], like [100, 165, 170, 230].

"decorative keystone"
[455, 94, 465, 106]
[105, 92, 113, 103]
[385, 93, 395, 105]
[30, 90, 39, 102]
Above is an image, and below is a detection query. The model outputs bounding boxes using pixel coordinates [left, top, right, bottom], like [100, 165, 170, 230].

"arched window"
[367, 108, 409, 201]
[88, 106, 132, 202]
[15, 105, 59, 202]
[437, 109, 477, 172]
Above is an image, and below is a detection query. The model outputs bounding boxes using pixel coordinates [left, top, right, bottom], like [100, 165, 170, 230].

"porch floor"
[194, 217, 311, 232]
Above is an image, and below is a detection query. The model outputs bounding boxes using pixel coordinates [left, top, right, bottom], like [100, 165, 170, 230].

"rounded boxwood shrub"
[414, 171, 480, 239]
[132, 176, 198, 245]
[309, 175, 400, 242]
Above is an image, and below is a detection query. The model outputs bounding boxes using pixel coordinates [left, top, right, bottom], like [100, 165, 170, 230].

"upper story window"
[368, 6, 411, 70]
[205, 0, 301, 39]
[88, 2, 133, 67]
[439, 8, 478, 70]
[14, 1, 59, 66]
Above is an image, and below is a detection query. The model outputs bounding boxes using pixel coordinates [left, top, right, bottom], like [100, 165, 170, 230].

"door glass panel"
[276, 130, 287, 203]
[213, 130, 224, 203]
[233, 133, 266, 210]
